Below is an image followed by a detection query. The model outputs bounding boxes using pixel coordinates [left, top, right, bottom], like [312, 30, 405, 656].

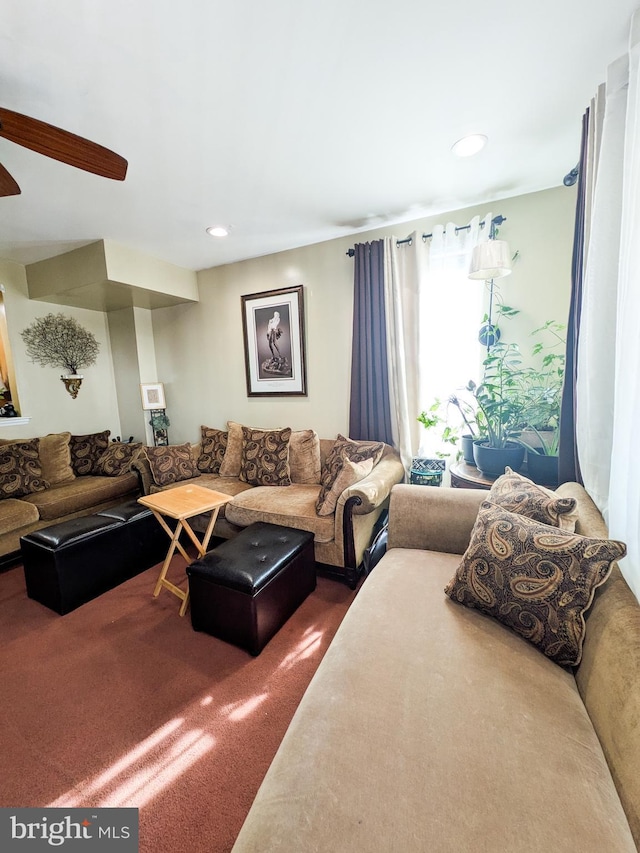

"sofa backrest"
[558, 482, 640, 847]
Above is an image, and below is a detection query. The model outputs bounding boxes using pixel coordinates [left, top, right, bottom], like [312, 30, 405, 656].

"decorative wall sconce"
[60, 375, 83, 399]
[21, 313, 99, 398]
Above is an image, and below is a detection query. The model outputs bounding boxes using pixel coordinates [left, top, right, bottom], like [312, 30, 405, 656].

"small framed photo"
[241, 285, 307, 396]
[140, 382, 166, 410]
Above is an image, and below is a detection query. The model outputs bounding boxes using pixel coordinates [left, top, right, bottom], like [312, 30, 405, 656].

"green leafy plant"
[149, 411, 170, 430]
[417, 390, 484, 459]
[468, 343, 529, 449]
[417, 400, 459, 458]
[518, 320, 566, 456]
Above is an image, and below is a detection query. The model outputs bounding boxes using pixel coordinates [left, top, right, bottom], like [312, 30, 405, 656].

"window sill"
[0, 417, 31, 427]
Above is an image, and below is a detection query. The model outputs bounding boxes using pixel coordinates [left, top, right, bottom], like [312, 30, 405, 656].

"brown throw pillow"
[239, 426, 292, 486]
[219, 421, 244, 477]
[488, 467, 578, 531]
[94, 442, 143, 477]
[69, 430, 111, 476]
[38, 432, 75, 485]
[445, 501, 626, 667]
[197, 426, 228, 474]
[316, 434, 384, 514]
[288, 429, 322, 484]
[0, 439, 50, 498]
[146, 443, 200, 487]
[316, 457, 374, 517]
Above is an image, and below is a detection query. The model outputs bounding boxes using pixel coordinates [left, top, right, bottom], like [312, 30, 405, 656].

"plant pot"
[460, 434, 476, 465]
[526, 453, 559, 488]
[472, 439, 525, 478]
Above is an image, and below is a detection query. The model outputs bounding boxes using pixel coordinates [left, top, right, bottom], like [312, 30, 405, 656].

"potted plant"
[417, 393, 481, 464]
[517, 320, 565, 487]
[468, 342, 528, 477]
[446, 392, 481, 464]
[415, 401, 456, 485]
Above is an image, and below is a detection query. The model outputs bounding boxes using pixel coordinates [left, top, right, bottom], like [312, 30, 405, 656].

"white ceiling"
[0, 1, 636, 272]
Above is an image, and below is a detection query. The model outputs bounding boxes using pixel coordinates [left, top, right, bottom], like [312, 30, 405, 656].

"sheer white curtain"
[383, 216, 487, 471]
[609, 11, 640, 603]
[384, 232, 422, 472]
[576, 56, 627, 516]
[418, 216, 487, 455]
[577, 9, 640, 602]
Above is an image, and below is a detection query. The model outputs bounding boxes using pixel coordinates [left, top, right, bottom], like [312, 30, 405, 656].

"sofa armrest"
[387, 484, 485, 554]
[330, 450, 405, 585]
[131, 453, 154, 495]
[339, 452, 406, 515]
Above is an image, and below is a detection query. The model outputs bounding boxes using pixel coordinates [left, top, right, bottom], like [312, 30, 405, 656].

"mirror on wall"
[0, 287, 21, 417]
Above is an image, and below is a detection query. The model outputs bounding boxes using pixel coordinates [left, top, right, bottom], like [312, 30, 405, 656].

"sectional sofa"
[0, 431, 141, 563]
[132, 422, 406, 587]
[231, 476, 640, 852]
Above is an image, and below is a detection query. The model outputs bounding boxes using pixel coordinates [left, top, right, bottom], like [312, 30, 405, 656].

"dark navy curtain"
[558, 109, 588, 486]
[348, 240, 393, 444]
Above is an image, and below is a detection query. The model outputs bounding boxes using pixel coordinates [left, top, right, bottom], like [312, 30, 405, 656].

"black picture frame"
[241, 285, 307, 397]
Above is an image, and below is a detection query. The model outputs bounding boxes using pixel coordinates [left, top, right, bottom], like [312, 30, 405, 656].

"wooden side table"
[138, 484, 231, 616]
[449, 462, 495, 491]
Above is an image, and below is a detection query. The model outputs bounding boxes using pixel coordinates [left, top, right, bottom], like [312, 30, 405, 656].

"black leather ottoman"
[97, 498, 168, 573]
[20, 499, 166, 615]
[186, 522, 316, 655]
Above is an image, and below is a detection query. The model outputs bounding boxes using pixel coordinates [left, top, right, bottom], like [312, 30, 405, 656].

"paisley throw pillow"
[445, 501, 626, 667]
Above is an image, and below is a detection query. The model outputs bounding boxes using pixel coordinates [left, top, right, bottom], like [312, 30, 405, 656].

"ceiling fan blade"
[0, 107, 127, 181]
[0, 162, 21, 196]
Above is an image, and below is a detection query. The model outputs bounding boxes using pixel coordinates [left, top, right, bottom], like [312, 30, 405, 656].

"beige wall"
[152, 185, 576, 445]
[0, 185, 576, 445]
[0, 259, 123, 440]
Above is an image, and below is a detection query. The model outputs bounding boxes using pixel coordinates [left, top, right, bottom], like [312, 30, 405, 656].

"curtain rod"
[346, 214, 506, 257]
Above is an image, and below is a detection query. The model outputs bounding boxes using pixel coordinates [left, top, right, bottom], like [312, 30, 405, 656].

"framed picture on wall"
[140, 382, 166, 410]
[241, 285, 307, 396]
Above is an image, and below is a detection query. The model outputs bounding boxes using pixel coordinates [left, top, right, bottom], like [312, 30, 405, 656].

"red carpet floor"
[0, 557, 357, 852]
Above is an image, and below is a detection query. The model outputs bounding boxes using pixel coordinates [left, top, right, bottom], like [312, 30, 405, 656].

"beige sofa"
[133, 426, 405, 587]
[0, 431, 141, 563]
[231, 482, 640, 852]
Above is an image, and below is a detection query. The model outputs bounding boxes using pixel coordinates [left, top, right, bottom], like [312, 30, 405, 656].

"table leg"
[181, 506, 222, 557]
[151, 513, 193, 616]
[153, 519, 184, 598]
[150, 504, 225, 617]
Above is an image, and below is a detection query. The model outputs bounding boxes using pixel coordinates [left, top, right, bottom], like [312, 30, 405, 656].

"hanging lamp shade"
[468, 240, 512, 279]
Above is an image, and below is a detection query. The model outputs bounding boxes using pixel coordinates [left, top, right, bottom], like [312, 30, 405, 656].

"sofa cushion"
[488, 467, 578, 530]
[22, 473, 140, 521]
[231, 545, 637, 853]
[37, 432, 75, 485]
[197, 426, 228, 474]
[316, 457, 374, 517]
[0, 439, 50, 499]
[69, 430, 111, 476]
[288, 429, 321, 485]
[221, 422, 321, 484]
[219, 421, 244, 477]
[239, 426, 292, 486]
[94, 442, 143, 476]
[226, 485, 335, 544]
[0, 497, 40, 534]
[145, 443, 200, 487]
[149, 475, 253, 518]
[316, 434, 384, 514]
[0, 433, 75, 485]
[445, 501, 626, 666]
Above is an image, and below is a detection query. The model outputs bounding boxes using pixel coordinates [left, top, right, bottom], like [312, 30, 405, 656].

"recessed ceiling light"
[206, 225, 230, 238]
[451, 134, 488, 157]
